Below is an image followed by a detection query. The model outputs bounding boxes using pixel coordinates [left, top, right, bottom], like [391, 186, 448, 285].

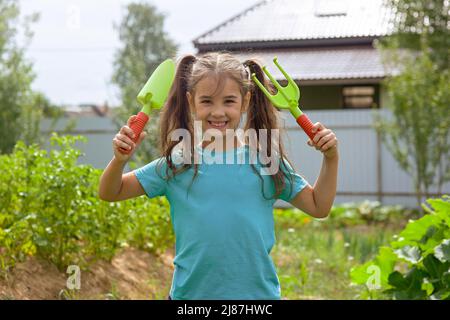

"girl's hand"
[112, 115, 147, 163]
[307, 122, 338, 159]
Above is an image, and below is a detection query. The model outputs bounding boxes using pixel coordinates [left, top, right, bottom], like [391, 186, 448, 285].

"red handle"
[296, 113, 317, 141]
[119, 112, 149, 154]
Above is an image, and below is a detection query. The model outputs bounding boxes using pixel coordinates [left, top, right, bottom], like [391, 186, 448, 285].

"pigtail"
[243, 59, 278, 133]
[159, 54, 197, 178]
[243, 58, 294, 201]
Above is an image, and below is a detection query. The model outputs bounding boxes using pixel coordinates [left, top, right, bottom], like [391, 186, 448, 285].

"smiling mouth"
[207, 121, 228, 129]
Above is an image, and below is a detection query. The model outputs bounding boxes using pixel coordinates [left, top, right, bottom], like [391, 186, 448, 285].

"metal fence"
[41, 109, 450, 209]
[280, 109, 450, 209]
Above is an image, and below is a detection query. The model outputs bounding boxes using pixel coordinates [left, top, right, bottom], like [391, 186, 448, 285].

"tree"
[379, 0, 449, 70]
[111, 2, 178, 166]
[0, 0, 36, 153]
[0, 0, 60, 153]
[374, 0, 450, 209]
[21, 92, 65, 147]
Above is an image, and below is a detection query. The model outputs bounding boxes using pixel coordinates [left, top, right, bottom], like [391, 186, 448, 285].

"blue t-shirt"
[133, 144, 308, 300]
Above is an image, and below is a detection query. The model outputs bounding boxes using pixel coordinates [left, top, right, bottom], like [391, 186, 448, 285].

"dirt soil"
[0, 247, 175, 300]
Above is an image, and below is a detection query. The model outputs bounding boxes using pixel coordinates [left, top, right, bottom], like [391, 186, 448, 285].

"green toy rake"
[251, 57, 318, 141]
[119, 58, 175, 154]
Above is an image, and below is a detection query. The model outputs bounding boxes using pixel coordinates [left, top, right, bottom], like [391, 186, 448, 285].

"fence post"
[376, 129, 382, 204]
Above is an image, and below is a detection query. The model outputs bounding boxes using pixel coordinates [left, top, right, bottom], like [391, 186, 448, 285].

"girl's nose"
[210, 106, 226, 117]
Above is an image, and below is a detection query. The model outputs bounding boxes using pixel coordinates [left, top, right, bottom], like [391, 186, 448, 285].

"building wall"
[41, 117, 128, 171]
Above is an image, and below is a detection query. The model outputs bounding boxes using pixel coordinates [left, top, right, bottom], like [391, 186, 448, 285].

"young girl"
[98, 52, 338, 300]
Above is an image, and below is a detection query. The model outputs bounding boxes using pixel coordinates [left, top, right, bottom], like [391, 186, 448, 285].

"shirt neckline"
[194, 143, 248, 155]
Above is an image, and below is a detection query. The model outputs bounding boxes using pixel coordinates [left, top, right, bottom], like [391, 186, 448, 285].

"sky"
[18, 0, 259, 106]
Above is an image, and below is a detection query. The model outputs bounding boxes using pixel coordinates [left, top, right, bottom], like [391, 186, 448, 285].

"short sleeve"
[133, 157, 168, 198]
[277, 158, 308, 202]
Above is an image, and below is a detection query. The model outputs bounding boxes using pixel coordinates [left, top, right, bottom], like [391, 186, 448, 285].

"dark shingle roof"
[194, 0, 392, 47]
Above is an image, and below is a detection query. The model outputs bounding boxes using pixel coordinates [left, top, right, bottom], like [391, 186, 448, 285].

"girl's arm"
[98, 157, 145, 202]
[98, 115, 147, 202]
[289, 123, 339, 218]
[290, 153, 338, 218]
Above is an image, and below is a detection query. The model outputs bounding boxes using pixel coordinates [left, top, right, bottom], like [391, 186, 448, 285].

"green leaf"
[391, 215, 440, 248]
[388, 271, 409, 290]
[434, 239, 450, 263]
[350, 246, 397, 289]
[421, 278, 434, 296]
[429, 199, 450, 227]
[388, 267, 427, 300]
[423, 255, 449, 282]
[394, 245, 422, 264]
[350, 262, 374, 285]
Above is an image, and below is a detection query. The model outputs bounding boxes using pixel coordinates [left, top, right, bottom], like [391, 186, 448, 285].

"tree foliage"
[374, 0, 450, 208]
[0, 0, 62, 154]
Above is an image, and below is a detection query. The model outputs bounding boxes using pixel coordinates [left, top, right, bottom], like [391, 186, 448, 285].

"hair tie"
[243, 63, 251, 80]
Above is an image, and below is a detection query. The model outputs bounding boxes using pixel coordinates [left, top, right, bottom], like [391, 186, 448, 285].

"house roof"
[193, 0, 393, 49]
[234, 46, 388, 82]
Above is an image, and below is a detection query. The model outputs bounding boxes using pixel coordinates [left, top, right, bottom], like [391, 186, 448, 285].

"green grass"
[272, 222, 402, 300]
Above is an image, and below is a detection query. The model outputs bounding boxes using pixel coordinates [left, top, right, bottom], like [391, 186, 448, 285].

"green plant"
[350, 196, 450, 299]
[126, 196, 174, 254]
[274, 201, 411, 231]
[273, 219, 398, 299]
[374, 0, 450, 208]
[58, 288, 80, 300]
[0, 133, 174, 275]
[0, 1, 62, 153]
[104, 281, 122, 300]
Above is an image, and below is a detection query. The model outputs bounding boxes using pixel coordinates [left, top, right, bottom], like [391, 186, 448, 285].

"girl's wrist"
[112, 155, 128, 167]
[323, 146, 339, 160]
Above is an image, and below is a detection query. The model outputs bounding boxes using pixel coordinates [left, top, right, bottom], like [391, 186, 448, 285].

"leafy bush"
[0, 133, 174, 274]
[350, 196, 450, 299]
[274, 200, 412, 230]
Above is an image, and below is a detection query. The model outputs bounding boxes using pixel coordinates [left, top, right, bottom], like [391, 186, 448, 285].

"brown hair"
[157, 51, 295, 200]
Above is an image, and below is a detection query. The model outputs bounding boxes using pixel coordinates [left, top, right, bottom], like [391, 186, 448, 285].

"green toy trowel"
[120, 58, 176, 154]
[251, 57, 319, 141]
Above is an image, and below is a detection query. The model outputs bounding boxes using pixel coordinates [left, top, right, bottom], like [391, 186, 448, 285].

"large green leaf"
[422, 254, 450, 298]
[434, 239, 450, 263]
[394, 245, 422, 264]
[350, 246, 397, 289]
[387, 267, 427, 300]
[391, 215, 440, 248]
[428, 198, 450, 228]
[388, 271, 409, 289]
[351, 196, 450, 300]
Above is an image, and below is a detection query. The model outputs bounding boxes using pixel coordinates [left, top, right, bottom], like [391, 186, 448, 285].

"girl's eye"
[225, 100, 236, 104]
[201, 100, 212, 104]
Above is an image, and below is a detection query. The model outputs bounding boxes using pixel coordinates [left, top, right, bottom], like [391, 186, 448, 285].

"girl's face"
[187, 75, 250, 134]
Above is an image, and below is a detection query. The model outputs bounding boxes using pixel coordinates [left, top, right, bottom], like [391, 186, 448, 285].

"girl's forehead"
[195, 75, 240, 98]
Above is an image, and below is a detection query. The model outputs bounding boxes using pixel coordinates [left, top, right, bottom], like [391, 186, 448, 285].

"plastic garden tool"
[119, 58, 175, 154]
[251, 57, 319, 141]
